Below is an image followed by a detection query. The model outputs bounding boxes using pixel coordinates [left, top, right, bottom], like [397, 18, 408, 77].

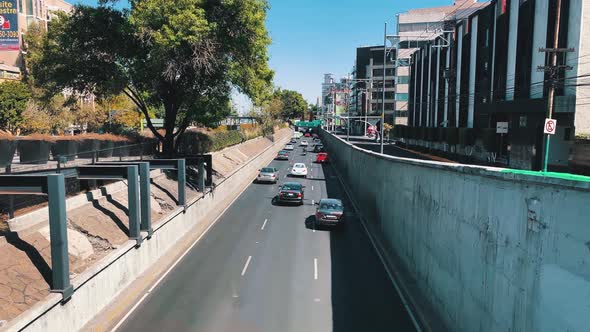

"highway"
[115, 138, 417, 332]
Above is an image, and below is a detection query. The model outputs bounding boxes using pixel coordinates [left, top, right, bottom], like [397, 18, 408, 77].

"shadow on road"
[320, 162, 417, 332]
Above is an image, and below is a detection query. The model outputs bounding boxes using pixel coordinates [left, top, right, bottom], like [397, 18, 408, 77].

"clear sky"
[73, 0, 454, 110]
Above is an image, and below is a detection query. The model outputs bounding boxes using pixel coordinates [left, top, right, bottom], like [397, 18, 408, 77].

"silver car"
[257, 167, 279, 183]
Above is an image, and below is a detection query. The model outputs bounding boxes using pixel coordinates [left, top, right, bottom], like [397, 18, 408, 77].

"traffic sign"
[496, 122, 509, 134]
[544, 118, 557, 135]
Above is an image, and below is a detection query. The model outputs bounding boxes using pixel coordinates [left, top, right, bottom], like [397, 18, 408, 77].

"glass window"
[26, 0, 33, 15]
[396, 93, 409, 101]
[397, 76, 410, 84]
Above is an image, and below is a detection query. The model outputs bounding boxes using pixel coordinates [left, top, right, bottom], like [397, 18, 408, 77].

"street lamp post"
[381, 22, 387, 154]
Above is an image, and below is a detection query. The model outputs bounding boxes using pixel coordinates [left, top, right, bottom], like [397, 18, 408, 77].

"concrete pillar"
[435, 40, 441, 127]
[47, 174, 74, 301]
[567, 0, 590, 135]
[420, 49, 425, 126]
[456, 25, 464, 127]
[427, 45, 433, 127]
[444, 33, 450, 126]
[413, 52, 419, 127]
[490, 2, 498, 102]
[530, 0, 549, 98]
[468, 16, 478, 128]
[506, 0, 520, 100]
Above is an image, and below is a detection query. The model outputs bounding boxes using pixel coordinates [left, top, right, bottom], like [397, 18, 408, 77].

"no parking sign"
[544, 118, 557, 135]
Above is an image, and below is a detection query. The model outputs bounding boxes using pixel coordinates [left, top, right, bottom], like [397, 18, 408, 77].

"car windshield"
[261, 168, 275, 173]
[294, 164, 305, 168]
[282, 183, 301, 190]
[320, 202, 342, 211]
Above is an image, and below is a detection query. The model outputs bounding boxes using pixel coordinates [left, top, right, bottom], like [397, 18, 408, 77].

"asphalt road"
[116, 139, 416, 332]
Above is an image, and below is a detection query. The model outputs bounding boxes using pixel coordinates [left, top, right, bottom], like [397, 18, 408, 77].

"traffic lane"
[178, 143, 331, 332]
[117, 159, 286, 331]
[320, 162, 417, 332]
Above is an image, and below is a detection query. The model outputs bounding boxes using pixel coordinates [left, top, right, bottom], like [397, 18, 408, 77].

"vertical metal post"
[126, 165, 142, 246]
[177, 159, 186, 207]
[47, 174, 74, 301]
[138, 163, 152, 237]
[543, 0, 562, 173]
[381, 22, 387, 154]
[197, 160, 205, 193]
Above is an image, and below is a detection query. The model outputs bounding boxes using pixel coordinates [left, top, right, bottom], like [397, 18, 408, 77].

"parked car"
[313, 145, 325, 153]
[314, 198, 344, 228]
[284, 144, 294, 151]
[276, 150, 289, 160]
[290, 138, 298, 144]
[290, 163, 308, 177]
[277, 182, 305, 205]
[257, 167, 279, 184]
[304, 132, 311, 138]
[315, 152, 329, 163]
[300, 140, 309, 146]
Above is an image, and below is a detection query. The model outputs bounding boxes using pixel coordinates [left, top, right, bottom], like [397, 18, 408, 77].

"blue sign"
[0, 0, 18, 50]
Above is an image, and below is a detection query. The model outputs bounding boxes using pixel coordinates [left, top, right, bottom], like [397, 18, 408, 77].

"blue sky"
[73, 0, 452, 110]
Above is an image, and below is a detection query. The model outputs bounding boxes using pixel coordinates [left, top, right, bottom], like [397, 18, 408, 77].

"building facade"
[351, 46, 397, 125]
[408, 0, 590, 171]
[0, 0, 72, 81]
[395, 0, 487, 126]
[321, 73, 351, 128]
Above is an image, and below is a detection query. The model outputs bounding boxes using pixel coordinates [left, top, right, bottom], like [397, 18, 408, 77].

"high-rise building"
[408, 0, 590, 172]
[0, 0, 72, 81]
[394, 0, 486, 126]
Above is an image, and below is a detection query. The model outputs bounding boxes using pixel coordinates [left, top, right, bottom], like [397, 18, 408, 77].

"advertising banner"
[0, 0, 19, 50]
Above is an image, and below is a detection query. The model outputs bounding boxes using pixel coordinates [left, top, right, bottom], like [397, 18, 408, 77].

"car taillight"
[297, 193, 302, 198]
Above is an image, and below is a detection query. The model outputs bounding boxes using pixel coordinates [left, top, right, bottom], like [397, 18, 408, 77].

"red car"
[316, 152, 329, 163]
[304, 132, 311, 137]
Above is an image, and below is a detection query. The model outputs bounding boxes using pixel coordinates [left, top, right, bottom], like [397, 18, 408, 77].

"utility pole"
[381, 22, 387, 154]
[538, 0, 572, 172]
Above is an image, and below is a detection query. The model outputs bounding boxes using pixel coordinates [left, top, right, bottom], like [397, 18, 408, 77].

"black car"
[277, 182, 305, 205]
[313, 144, 325, 153]
[314, 198, 344, 228]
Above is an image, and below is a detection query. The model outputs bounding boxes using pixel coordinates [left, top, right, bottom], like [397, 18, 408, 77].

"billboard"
[0, 0, 18, 50]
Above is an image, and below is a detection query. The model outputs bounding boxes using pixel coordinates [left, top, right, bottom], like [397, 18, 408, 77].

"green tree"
[0, 81, 32, 133]
[32, 1, 273, 153]
[274, 89, 307, 120]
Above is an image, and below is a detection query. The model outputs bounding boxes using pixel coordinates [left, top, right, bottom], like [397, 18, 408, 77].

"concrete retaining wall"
[3, 131, 291, 332]
[321, 131, 590, 332]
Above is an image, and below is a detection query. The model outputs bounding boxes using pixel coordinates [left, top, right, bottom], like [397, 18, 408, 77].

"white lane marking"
[241, 256, 253, 276]
[112, 178, 251, 331]
[311, 185, 314, 191]
[311, 199, 314, 205]
[261, 219, 268, 230]
[314, 298, 321, 302]
[111, 293, 149, 332]
[314, 258, 318, 280]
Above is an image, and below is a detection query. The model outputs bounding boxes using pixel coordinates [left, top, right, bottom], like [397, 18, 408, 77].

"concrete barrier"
[320, 130, 590, 332]
[3, 131, 291, 332]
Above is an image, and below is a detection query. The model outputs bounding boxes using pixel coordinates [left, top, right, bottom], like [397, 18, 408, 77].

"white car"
[290, 163, 308, 177]
[300, 140, 308, 146]
[285, 144, 294, 151]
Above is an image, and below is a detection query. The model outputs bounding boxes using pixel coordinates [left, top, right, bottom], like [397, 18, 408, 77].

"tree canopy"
[0, 81, 32, 134]
[273, 89, 307, 120]
[31, 0, 274, 153]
